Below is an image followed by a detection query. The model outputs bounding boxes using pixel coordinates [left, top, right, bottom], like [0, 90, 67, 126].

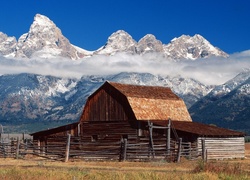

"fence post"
[201, 139, 206, 161]
[77, 123, 81, 136]
[3, 143, 6, 158]
[177, 138, 182, 162]
[205, 149, 208, 162]
[65, 134, 71, 162]
[148, 121, 155, 158]
[123, 138, 127, 161]
[16, 137, 20, 159]
[24, 139, 28, 156]
[11, 140, 14, 155]
[37, 139, 41, 155]
[119, 138, 123, 161]
[167, 119, 171, 156]
[188, 142, 191, 159]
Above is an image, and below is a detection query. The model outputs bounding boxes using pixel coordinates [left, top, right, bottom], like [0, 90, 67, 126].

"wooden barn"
[31, 81, 245, 161]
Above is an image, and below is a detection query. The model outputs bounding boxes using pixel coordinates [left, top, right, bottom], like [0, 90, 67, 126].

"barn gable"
[80, 81, 136, 122]
[80, 81, 192, 122]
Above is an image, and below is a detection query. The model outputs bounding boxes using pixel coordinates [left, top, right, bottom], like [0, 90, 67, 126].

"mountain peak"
[137, 34, 164, 54]
[108, 30, 134, 43]
[14, 14, 89, 59]
[164, 34, 228, 60]
[110, 30, 130, 36]
[95, 30, 137, 55]
[140, 34, 156, 39]
[193, 34, 204, 39]
[0, 32, 17, 57]
[33, 14, 54, 27]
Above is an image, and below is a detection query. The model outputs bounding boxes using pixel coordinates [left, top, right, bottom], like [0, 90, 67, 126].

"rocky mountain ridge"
[0, 72, 213, 133]
[163, 34, 228, 60]
[0, 32, 17, 57]
[0, 14, 228, 60]
[189, 69, 250, 134]
[1, 14, 92, 60]
[1, 70, 249, 134]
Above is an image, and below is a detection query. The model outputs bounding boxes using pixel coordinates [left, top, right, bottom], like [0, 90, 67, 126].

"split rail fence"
[0, 135, 206, 162]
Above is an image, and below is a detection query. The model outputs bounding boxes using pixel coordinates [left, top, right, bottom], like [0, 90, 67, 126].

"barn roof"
[106, 81, 192, 122]
[108, 82, 180, 99]
[30, 122, 79, 137]
[150, 120, 245, 137]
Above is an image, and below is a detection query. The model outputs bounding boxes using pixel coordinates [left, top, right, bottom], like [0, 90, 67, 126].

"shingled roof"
[107, 81, 192, 122]
[108, 82, 180, 99]
[150, 120, 245, 137]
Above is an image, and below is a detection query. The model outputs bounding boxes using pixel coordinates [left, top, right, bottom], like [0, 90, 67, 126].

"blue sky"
[0, 0, 249, 54]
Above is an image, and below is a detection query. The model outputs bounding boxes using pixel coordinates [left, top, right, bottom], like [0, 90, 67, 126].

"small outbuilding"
[31, 81, 245, 161]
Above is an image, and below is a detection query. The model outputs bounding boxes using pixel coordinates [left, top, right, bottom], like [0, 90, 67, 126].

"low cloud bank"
[0, 50, 250, 85]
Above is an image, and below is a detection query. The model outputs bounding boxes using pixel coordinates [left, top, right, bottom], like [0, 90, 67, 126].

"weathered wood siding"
[32, 123, 79, 141]
[198, 137, 245, 160]
[80, 121, 137, 137]
[80, 85, 136, 122]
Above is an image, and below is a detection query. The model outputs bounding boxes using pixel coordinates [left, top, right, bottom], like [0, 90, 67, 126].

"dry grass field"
[0, 143, 250, 180]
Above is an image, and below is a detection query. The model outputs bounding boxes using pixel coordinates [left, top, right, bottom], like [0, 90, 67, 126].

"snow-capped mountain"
[96, 31, 227, 60]
[163, 34, 229, 60]
[0, 70, 249, 134]
[0, 72, 212, 133]
[0, 32, 17, 57]
[1, 14, 92, 59]
[95, 30, 137, 55]
[0, 14, 228, 60]
[189, 69, 250, 134]
[16, 14, 93, 59]
[0, 74, 79, 121]
[136, 34, 164, 55]
[95, 31, 166, 56]
[208, 69, 250, 98]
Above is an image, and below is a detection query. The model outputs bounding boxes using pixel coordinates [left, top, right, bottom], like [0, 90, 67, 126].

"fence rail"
[0, 135, 206, 162]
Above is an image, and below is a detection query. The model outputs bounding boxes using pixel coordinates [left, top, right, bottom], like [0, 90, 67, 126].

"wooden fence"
[197, 137, 245, 160]
[0, 137, 32, 159]
[0, 135, 210, 162]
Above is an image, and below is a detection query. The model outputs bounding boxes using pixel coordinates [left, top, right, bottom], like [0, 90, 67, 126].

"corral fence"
[120, 136, 202, 162]
[0, 134, 206, 162]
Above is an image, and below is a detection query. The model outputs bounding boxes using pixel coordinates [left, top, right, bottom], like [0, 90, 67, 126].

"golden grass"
[0, 159, 249, 180]
[0, 143, 249, 180]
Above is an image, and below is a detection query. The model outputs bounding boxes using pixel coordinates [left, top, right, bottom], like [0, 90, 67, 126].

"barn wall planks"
[80, 86, 135, 122]
[198, 137, 245, 160]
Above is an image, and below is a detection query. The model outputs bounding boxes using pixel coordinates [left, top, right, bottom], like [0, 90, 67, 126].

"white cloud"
[0, 51, 250, 85]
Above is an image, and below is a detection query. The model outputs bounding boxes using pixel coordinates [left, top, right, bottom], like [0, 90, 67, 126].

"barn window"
[91, 135, 98, 142]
